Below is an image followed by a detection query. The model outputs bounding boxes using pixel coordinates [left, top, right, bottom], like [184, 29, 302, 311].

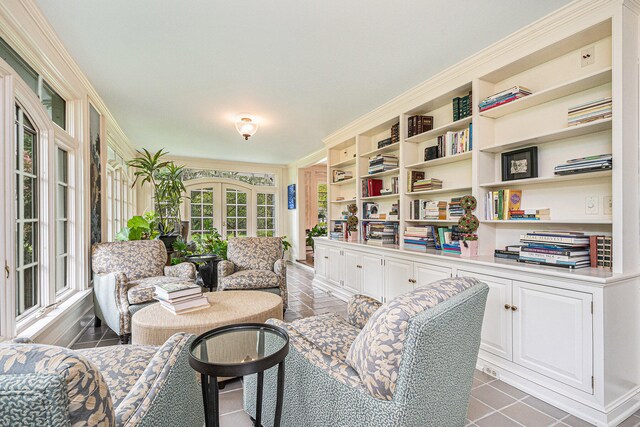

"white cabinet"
[361, 253, 384, 301]
[315, 245, 328, 279]
[458, 271, 513, 360]
[414, 263, 451, 289]
[342, 250, 362, 294]
[327, 247, 343, 286]
[512, 281, 593, 393]
[384, 257, 414, 301]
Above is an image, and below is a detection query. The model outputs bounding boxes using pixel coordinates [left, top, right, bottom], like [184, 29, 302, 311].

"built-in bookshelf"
[323, 16, 634, 274]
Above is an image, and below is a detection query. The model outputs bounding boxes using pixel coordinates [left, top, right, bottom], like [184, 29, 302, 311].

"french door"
[223, 185, 250, 238]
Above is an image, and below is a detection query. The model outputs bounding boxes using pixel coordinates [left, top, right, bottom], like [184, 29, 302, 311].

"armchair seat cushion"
[221, 270, 279, 290]
[290, 313, 360, 361]
[78, 345, 158, 407]
[127, 276, 193, 305]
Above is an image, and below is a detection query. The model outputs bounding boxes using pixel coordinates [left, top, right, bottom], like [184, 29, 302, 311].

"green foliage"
[281, 236, 292, 252]
[115, 215, 154, 241]
[306, 224, 327, 249]
[192, 227, 228, 260]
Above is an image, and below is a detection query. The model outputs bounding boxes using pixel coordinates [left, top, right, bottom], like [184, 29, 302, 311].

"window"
[225, 189, 248, 238]
[41, 81, 66, 130]
[106, 147, 136, 240]
[55, 148, 69, 293]
[0, 38, 38, 93]
[257, 193, 276, 237]
[190, 188, 215, 235]
[15, 105, 39, 317]
[317, 183, 327, 224]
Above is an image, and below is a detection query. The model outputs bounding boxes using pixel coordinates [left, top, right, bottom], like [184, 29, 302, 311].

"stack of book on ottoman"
[154, 282, 210, 315]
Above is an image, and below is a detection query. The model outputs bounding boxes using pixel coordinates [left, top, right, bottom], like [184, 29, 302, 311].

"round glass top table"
[188, 323, 289, 427]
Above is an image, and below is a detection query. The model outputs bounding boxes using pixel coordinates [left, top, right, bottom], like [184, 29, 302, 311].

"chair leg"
[93, 317, 102, 327]
[119, 334, 131, 344]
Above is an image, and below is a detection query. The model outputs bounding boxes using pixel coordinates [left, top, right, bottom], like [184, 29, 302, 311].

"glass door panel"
[224, 187, 249, 238]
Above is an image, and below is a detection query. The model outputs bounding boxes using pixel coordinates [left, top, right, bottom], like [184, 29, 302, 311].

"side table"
[186, 254, 221, 291]
[188, 323, 289, 427]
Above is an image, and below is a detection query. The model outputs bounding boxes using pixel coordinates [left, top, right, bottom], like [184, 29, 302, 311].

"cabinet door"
[512, 281, 593, 393]
[458, 271, 513, 361]
[314, 245, 328, 279]
[327, 247, 343, 286]
[414, 263, 451, 288]
[343, 250, 362, 294]
[384, 257, 414, 301]
[361, 253, 384, 301]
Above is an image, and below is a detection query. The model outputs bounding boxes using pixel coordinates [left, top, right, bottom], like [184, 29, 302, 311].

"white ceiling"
[35, 0, 571, 164]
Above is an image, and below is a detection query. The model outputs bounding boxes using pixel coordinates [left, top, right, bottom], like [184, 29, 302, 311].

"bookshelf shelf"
[330, 199, 356, 204]
[361, 194, 400, 201]
[480, 170, 611, 188]
[405, 116, 473, 144]
[479, 66, 612, 119]
[405, 186, 472, 196]
[361, 219, 400, 222]
[361, 168, 400, 179]
[330, 157, 357, 168]
[405, 219, 458, 223]
[480, 118, 612, 153]
[330, 177, 356, 186]
[360, 143, 400, 158]
[481, 219, 613, 224]
[406, 151, 472, 169]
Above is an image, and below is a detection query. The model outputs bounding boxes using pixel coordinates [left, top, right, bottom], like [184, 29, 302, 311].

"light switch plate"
[603, 196, 612, 215]
[586, 196, 599, 215]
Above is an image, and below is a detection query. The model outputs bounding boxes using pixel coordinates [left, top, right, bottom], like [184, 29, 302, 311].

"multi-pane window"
[56, 148, 69, 293]
[256, 193, 276, 237]
[190, 188, 215, 235]
[317, 183, 327, 224]
[15, 105, 39, 317]
[226, 189, 248, 238]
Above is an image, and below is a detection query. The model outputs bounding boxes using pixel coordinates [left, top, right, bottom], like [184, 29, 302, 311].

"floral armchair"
[244, 277, 489, 427]
[91, 240, 196, 343]
[0, 333, 203, 427]
[218, 237, 288, 308]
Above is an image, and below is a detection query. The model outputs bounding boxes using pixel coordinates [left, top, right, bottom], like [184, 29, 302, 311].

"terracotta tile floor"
[71, 263, 640, 427]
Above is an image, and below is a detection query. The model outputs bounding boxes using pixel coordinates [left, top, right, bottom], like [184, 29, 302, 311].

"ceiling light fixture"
[235, 113, 258, 140]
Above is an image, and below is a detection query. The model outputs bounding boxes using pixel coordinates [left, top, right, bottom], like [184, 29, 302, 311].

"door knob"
[511, 306, 518, 311]
[504, 304, 512, 310]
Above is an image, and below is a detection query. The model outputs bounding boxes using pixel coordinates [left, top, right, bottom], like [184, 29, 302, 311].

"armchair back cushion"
[92, 240, 166, 280]
[227, 237, 283, 271]
[345, 276, 481, 400]
[0, 343, 115, 426]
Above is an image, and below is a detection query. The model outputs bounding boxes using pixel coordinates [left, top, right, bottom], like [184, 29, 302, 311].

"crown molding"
[322, 0, 617, 147]
[623, 0, 640, 14]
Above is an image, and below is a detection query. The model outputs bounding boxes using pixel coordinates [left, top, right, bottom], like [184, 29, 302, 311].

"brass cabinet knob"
[324, 256, 329, 259]
[357, 265, 362, 268]
[511, 306, 518, 311]
[504, 304, 512, 310]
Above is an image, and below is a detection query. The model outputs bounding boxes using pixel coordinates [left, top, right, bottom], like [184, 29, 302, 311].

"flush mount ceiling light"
[235, 113, 258, 140]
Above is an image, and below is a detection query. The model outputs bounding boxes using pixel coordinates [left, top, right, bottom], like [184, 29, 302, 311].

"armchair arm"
[115, 333, 203, 427]
[164, 262, 196, 280]
[274, 259, 288, 308]
[218, 260, 235, 278]
[93, 271, 130, 335]
[347, 295, 383, 329]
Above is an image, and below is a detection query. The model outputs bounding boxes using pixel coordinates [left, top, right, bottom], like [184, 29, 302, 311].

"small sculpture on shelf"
[346, 203, 359, 240]
[458, 195, 479, 257]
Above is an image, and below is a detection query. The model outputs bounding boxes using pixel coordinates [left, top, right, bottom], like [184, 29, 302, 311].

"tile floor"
[71, 262, 640, 427]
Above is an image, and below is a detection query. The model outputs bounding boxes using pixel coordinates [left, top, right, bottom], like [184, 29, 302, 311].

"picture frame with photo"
[501, 147, 538, 181]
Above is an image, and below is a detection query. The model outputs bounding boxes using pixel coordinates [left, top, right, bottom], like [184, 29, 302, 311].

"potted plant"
[127, 149, 187, 250]
[115, 211, 160, 241]
[458, 195, 480, 257]
[346, 204, 358, 241]
[306, 224, 327, 252]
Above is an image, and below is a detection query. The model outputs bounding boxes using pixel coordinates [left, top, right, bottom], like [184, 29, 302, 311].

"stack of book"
[479, 86, 532, 112]
[484, 189, 522, 220]
[365, 222, 398, 245]
[494, 245, 522, 260]
[441, 225, 462, 254]
[453, 92, 473, 120]
[368, 154, 398, 174]
[517, 231, 591, 269]
[568, 97, 612, 126]
[509, 208, 550, 221]
[330, 222, 345, 239]
[376, 137, 394, 149]
[411, 178, 443, 192]
[554, 154, 612, 175]
[154, 283, 210, 315]
[362, 178, 383, 197]
[333, 170, 353, 183]
[407, 115, 434, 138]
[448, 197, 464, 219]
[403, 226, 436, 250]
[391, 122, 400, 143]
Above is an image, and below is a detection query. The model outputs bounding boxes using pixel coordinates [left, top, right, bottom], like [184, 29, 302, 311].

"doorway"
[297, 163, 327, 268]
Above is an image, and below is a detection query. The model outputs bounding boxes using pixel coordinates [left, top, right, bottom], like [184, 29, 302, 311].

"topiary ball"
[460, 195, 477, 212]
[458, 213, 479, 234]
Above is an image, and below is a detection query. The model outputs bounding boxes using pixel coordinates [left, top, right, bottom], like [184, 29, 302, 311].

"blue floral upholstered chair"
[0, 332, 203, 427]
[244, 276, 489, 427]
[91, 240, 196, 344]
[218, 237, 288, 309]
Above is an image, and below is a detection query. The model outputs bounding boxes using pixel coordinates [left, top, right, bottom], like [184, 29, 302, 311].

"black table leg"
[274, 361, 285, 427]
[255, 371, 264, 427]
[202, 374, 220, 427]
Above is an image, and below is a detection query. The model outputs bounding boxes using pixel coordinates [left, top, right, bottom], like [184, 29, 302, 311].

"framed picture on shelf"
[502, 147, 538, 181]
[287, 184, 296, 209]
